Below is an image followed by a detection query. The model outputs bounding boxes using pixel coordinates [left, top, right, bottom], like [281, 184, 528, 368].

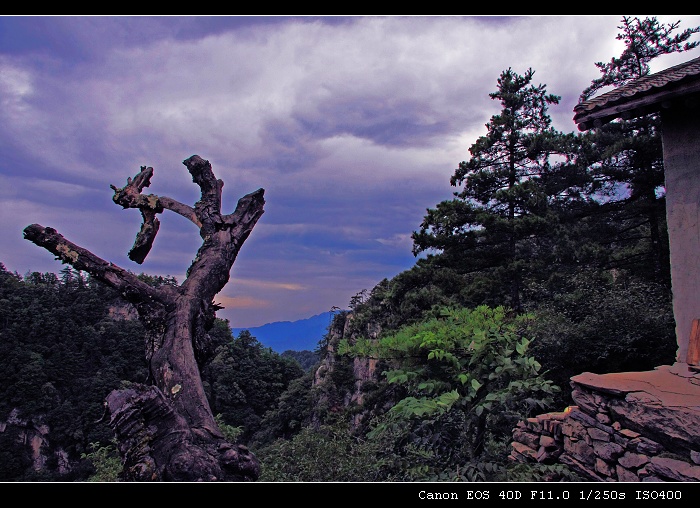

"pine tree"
[412, 68, 580, 311]
[577, 16, 700, 283]
[580, 16, 700, 102]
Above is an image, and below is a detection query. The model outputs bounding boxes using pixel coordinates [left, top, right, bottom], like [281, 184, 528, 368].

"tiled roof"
[573, 55, 700, 130]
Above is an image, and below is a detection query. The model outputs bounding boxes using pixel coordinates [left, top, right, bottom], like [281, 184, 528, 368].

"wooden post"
[687, 319, 700, 367]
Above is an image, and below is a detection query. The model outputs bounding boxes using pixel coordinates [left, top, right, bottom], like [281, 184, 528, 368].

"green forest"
[0, 16, 697, 482]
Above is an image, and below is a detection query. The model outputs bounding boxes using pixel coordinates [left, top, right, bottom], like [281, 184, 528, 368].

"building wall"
[661, 106, 700, 365]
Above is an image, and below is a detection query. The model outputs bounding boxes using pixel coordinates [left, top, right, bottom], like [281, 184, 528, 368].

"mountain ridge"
[231, 310, 342, 352]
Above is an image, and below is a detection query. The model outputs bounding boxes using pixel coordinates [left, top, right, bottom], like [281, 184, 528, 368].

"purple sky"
[2, 15, 699, 328]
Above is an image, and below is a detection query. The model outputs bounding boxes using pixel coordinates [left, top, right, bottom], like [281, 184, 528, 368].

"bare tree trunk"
[23, 155, 264, 481]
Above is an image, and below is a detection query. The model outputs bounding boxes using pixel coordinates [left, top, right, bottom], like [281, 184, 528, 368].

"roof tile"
[574, 55, 700, 117]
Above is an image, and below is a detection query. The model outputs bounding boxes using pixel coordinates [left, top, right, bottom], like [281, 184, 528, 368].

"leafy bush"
[255, 421, 391, 482]
[80, 440, 122, 482]
[341, 305, 560, 480]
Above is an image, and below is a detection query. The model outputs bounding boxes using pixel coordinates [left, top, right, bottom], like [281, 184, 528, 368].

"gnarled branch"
[129, 209, 160, 264]
[110, 164, 201, 263]
[183, 155, 225, 237]
[24, 155, 265, 481]
[22, 223, 176, 309]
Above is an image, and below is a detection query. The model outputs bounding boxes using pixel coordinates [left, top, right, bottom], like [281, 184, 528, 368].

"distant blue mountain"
[231, 311, 340, 353]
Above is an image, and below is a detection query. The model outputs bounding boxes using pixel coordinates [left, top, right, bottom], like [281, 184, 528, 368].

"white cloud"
[5, 15, 700, 327]
[0, 57, 33, 114]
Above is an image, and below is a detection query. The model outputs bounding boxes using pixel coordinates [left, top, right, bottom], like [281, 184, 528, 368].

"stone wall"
[510, 364, 700, 482]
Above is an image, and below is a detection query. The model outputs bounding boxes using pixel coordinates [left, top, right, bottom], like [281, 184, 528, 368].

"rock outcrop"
[311, 311, 384, 428]
[0, 408, 71, 476]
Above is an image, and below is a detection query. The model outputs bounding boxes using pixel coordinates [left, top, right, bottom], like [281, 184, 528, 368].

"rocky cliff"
[311, 311, 386, 428]
[0, 408, 72, 477]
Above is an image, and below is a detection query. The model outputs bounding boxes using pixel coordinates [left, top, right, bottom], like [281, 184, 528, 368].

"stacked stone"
[509, 379, 700, 481]
[511, 411, 568, 465]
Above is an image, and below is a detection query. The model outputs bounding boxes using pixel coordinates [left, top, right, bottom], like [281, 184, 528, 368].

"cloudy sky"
[2, 15, 700, 329]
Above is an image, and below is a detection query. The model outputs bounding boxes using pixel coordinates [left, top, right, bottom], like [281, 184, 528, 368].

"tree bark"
[23, 155, 264, 481]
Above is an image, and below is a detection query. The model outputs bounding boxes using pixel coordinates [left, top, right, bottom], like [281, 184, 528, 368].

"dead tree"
[23, 155, 264, 481]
